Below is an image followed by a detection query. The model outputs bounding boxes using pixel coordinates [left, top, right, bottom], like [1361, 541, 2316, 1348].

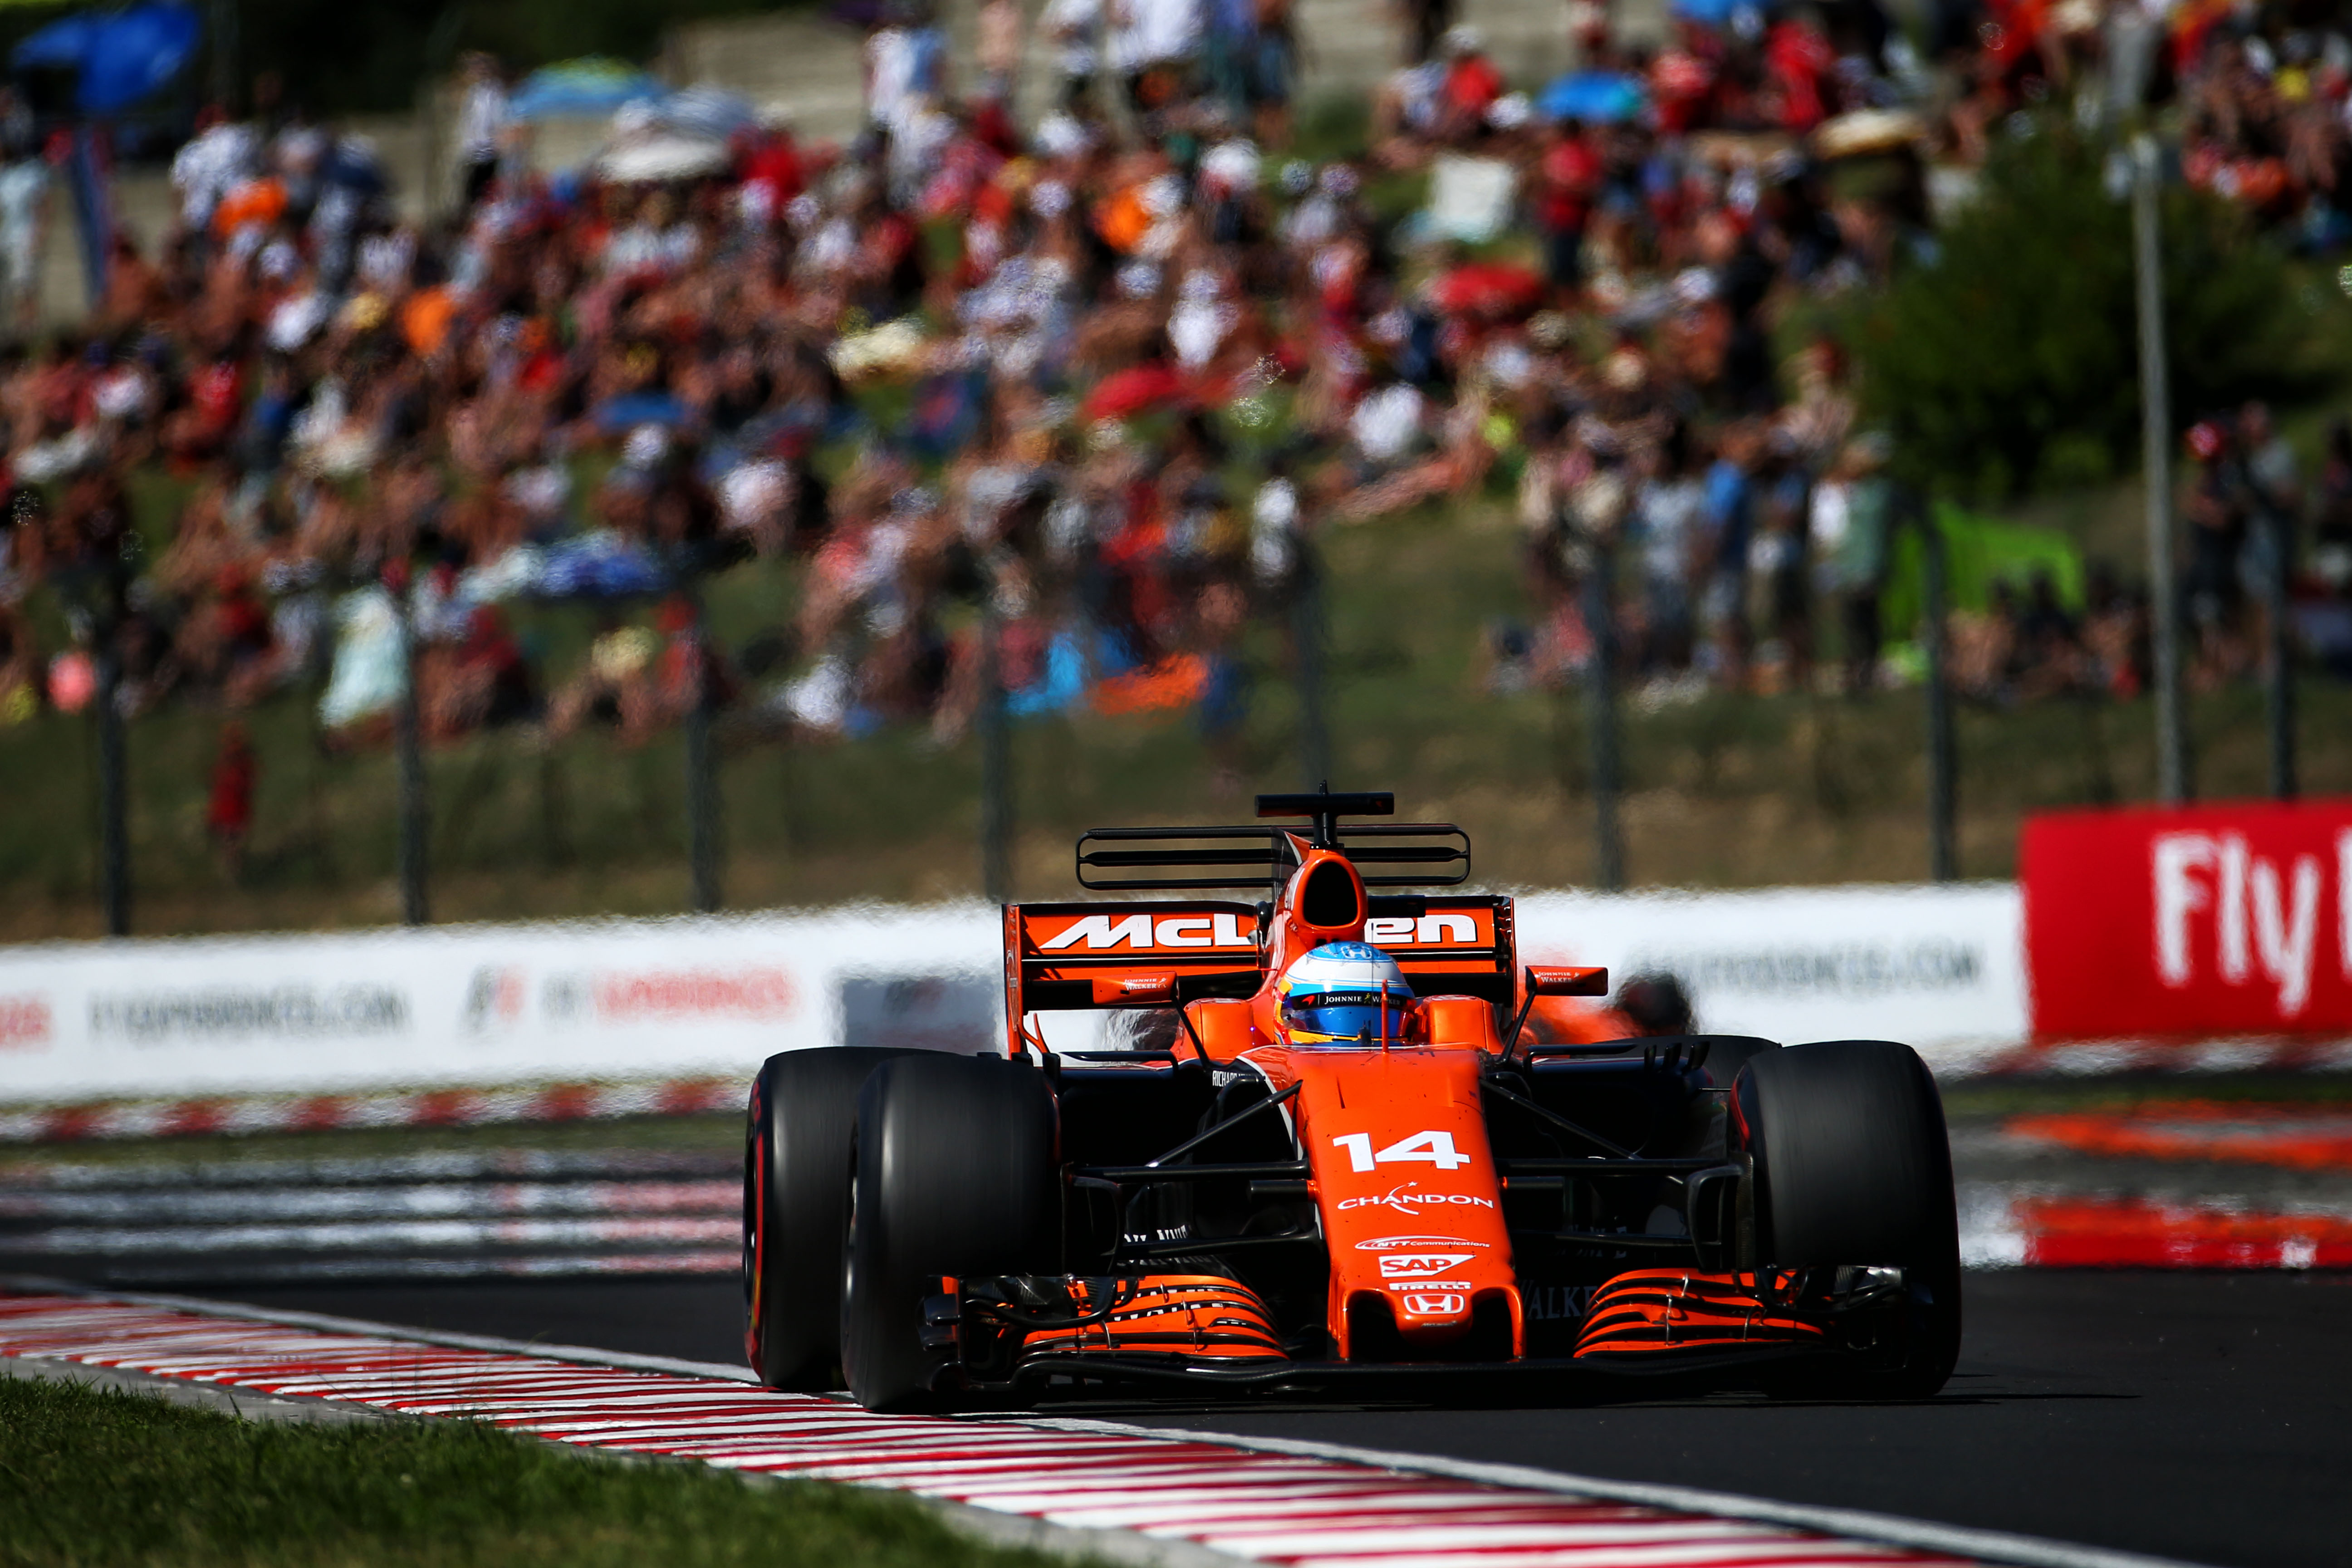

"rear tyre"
[841, 1054, 1060, 1411]
[1733, 1040, 1961, 1398]
[743, 1048, 927, 1389]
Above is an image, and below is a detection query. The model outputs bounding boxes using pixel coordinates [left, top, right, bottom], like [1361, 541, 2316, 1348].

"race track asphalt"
[193, 1269, 2352, 1568]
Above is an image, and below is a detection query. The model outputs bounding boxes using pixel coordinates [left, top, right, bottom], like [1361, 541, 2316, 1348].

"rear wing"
[1005, 901, 1264, 1053]
[1003, 893, 1518, 1053]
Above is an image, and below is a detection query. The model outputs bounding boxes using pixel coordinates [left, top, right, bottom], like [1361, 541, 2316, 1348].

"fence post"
[684, 581, 723, 913]
[1294, 537, 1331, 789]
[979, 603, 1013, 904]
[93, 638, 128, 936]
[2132, 133, 2190, 805]
[2263, 508, 2296, 800]
[1583, 541, 1624, 892]
[1922, 507, 1957, 883]
[394, 570, 430, 926]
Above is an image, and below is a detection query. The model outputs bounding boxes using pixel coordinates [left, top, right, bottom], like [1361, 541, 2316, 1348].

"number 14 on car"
[1330, 1132, 1473, 1172]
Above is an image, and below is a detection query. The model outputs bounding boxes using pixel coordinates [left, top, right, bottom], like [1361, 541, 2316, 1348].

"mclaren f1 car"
[742, 790, 1962, 1410]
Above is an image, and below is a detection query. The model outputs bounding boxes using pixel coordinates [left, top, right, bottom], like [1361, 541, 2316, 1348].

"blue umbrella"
[508, 58, 661, 122]
[653, 85, 758, 140]
[1537, 70, 1649, 125]
[1669, 0, 1746, 24]
[14, 0, 199, 114]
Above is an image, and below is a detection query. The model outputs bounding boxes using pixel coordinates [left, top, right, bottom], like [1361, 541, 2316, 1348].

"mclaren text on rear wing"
[1364, 896, 1516, 1003]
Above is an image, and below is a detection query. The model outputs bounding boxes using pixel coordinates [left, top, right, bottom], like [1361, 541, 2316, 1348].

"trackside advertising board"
[0, 884, 2024, 1103]
[0, 907, 1000, 1103]
[2023, 800, 2352, 1041]
[1512, 885, 2024, 1051]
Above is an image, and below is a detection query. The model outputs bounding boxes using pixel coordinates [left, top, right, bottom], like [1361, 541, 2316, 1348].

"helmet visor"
[1282, 990, 1408, 1044]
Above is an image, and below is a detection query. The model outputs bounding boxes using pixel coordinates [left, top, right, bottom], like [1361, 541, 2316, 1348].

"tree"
[1850, 120, 2311, 504]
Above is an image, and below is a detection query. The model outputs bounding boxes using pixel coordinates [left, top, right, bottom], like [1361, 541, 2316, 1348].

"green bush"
[1850, 119, 2313, 504]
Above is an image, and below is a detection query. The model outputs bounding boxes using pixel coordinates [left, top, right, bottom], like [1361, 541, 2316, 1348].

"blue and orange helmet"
[1277, 941, 1416, 1045]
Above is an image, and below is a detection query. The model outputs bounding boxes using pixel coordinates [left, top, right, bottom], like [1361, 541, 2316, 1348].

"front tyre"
[1734, 1039, 1961, 1398]
[841, 1054, 1060, 1411]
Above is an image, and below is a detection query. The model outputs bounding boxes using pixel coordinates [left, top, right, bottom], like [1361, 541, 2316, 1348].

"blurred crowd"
[0, 0, 2345, 792]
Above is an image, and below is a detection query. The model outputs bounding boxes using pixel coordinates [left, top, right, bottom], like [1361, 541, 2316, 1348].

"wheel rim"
[840, 1133, 861, 1377]
[743, 1119, 768, 1372]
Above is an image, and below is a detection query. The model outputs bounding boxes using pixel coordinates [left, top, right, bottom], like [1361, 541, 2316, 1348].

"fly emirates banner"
[2022, 799, 2352, 1040]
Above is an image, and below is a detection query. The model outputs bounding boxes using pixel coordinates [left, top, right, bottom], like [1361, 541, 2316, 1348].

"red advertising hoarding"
[2022, 801, 2352, 1040]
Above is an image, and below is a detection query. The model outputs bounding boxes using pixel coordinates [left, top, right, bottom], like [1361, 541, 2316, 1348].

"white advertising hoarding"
[1513, 884, 2026, 1053]
[0, 883, 2025, 1104]
[0, 905, 1000, 1102]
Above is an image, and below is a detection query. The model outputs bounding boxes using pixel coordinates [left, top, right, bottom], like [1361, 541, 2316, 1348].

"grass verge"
[1940, 1072, 2352, 1122]
[0, 1372, 1078, 1568]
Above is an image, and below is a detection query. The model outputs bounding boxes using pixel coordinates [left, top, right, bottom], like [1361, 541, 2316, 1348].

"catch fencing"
[17, 807, 2352, 1114]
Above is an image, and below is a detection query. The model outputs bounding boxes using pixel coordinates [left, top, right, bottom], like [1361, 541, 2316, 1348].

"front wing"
[918, 1267, 1919, 1401]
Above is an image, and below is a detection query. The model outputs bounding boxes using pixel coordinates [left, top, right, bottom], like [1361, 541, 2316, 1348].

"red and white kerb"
[0, 1293, 1982, 1568]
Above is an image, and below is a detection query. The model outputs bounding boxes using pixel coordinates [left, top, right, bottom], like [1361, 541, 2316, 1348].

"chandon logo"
[1336, 1184, 1496, 1215]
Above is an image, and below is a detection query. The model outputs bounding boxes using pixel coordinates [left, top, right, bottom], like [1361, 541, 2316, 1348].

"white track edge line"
[1017, 1419, 2218, 1568]
[0, 1278, 1236, 1568]
[2, 1277, 2217, 1568]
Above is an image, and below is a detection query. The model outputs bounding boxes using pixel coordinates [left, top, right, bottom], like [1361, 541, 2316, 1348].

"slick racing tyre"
[841, 1054, 1060, 1411]
[743, 1048, 927, 1390]
[1733, 1039, 1962, 1398]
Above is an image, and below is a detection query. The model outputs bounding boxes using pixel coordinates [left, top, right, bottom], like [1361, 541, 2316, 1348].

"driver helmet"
[1278, 941, 1416, 1045]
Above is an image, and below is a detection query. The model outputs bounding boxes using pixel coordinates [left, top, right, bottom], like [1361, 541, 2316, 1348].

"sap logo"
[1039, 913, 1256, 951]
[1336, 1185, 1497, 1215]
[1364, 914, 1480, 946]
[1377, 1253, 1475, 1278]
[1398, 1292, 1466, 1316]
[2153, 831, 2351, 1017]
[1355, 1234, 1485, 1252]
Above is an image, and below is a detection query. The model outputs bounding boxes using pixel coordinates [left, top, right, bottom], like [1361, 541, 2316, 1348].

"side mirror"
[1526, 965, 1608, 997]
[1502, 965, 1609, 1058]
[1093, 973, 1179, 1007]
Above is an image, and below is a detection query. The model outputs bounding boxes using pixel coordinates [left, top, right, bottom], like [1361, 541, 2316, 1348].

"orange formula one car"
[743, 791, 1961, 1410]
